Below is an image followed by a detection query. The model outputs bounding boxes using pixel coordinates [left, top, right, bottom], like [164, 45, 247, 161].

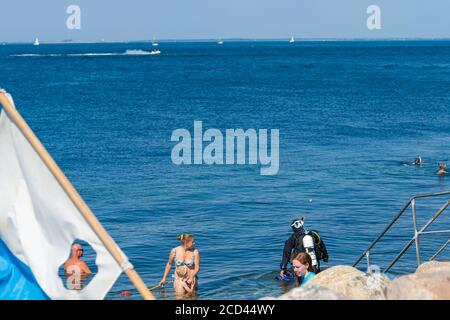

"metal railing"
[353, 191, 450, 273]
[430, 239, 449, 261]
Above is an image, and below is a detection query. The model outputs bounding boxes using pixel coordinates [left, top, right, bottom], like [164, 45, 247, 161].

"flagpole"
[0, 91, 155, 300]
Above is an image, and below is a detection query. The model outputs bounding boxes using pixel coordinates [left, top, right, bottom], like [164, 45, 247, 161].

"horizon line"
[3, 37, 450, 45]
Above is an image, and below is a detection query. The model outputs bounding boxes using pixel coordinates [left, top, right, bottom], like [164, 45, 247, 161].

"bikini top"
[173, 247, 196, 268]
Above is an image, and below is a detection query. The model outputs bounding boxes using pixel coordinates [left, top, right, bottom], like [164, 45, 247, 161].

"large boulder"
[265, 262, 449, 300]
[305, 265, 390, 300]
[415, 261, 450, 274]
[386, 261, 450, 300]
[266, 283, 348, 300]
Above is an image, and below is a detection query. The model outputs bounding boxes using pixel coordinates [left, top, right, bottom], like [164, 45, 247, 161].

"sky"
[0, 0, 449, 42]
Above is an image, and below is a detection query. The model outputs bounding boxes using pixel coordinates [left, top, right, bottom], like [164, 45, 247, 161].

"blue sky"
[1, 0, 449, 42]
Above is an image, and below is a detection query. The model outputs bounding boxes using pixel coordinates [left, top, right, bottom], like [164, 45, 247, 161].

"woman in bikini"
[159, 234, 200, 295]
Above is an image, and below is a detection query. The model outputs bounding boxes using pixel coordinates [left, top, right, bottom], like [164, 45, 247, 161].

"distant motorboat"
[33, 37, 40, 46]
[152, 42, 159, 47]
[218, 40, 224, 45]
[124, 49, 152, 55]
[289, 37, 295, 43]
[150, 49, 161, 55]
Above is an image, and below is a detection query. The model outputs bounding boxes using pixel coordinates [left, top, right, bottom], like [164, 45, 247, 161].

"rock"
[415, 261, 450, 274]
[305, 265, 390, 300]
[386, 262, 450, 300]
[267, 263, 450, 300]
[262, 284, 348, 300]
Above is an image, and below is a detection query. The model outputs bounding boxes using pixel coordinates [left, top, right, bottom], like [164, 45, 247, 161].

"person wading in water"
[64, 243, 92, 289]
[160, 234, 200, 296]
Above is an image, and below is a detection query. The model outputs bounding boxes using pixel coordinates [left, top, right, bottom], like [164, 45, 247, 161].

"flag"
[0, 94, 123, 299]
[0, 238, 48, 299]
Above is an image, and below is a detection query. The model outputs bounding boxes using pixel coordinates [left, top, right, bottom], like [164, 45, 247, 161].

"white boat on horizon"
[218, 40, 224, 45]
[33, 37, 40, 46]
[289, 37, 295, 43]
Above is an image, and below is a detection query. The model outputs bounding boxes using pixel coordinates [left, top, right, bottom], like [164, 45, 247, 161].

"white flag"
[0, 95, 123, 299]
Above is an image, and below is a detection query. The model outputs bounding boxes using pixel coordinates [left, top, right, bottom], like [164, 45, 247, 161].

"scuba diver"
[279, 217, 328, 278]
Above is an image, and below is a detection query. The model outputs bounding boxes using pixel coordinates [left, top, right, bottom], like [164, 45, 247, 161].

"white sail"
[33, 38, 40, 46]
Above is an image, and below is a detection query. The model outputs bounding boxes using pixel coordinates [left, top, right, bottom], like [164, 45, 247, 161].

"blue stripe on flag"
[0, 239, 49, 300]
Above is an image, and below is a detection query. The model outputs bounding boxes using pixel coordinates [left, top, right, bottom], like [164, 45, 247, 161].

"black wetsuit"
[280, 230, 306, 271]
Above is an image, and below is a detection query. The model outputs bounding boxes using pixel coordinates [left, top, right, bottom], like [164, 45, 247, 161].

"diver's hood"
[291, 218, 306, 233]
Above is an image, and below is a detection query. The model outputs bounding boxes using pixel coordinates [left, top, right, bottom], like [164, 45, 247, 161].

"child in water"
[174, 265, 194, 296]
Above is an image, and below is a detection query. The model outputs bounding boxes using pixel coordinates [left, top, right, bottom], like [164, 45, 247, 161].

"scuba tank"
[290, 217, 328, 273]
[302, 233, 319, 273]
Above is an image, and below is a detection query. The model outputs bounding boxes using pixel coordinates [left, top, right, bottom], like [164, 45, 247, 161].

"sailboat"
[152, 37, 159, 47]
[289, 37, 295, 43]
[33, 37, 40, 46]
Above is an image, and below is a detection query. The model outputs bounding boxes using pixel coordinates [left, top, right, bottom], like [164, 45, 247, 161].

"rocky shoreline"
[263, 261, 450, 300]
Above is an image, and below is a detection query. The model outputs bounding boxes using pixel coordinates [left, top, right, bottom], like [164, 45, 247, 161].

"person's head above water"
[292, 252, 313, 277]
[177, 234, 195, 249]
[175, 265, 189, 279]
[437, 163, 448, 174]
[291, 217, 305, 233]
[414, 155, 422, 165]
[71, 243, 84, 259]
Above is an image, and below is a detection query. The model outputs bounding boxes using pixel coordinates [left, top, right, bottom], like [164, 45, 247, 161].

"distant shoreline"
[2, 38, 450, 45]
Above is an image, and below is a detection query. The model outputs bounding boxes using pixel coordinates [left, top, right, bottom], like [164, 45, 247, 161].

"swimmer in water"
[64, 243, 92, 290]
[436, 163, 448, 175]
[159, 234, 200, 292]
[413, 155, 422, 166]
[64, 243, 92, 277]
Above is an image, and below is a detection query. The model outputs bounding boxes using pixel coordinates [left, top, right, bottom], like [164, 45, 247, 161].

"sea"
[0, 40, 449, 299]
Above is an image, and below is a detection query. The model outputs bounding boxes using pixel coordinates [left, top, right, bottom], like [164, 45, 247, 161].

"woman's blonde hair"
[176, 234, 195, 244]
[175, 265, 189, 278]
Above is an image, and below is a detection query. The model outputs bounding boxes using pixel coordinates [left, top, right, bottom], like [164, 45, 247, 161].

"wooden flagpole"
[0, 90, 154, 300]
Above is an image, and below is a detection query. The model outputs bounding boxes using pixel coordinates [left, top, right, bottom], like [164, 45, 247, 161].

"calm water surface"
[1, 41, 449, 299]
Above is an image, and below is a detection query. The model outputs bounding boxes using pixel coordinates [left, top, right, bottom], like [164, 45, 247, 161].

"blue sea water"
[0, 41, 449, 299]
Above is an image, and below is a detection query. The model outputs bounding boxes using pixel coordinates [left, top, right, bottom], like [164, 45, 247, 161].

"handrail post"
[352, 199, 412, 267]
[411, 199, 422, 266]
[355, 193, 450, 272]
[385, 201, 449, 272]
